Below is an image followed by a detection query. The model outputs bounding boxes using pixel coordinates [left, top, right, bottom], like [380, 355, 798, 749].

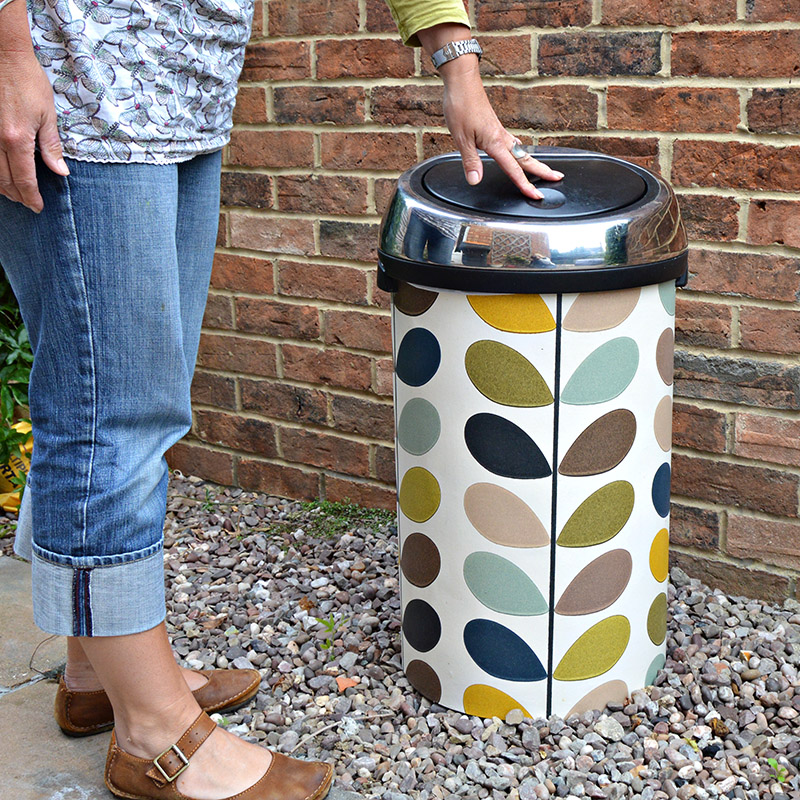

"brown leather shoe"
[104, 710, 332, 800]
[55, 669, 261, 737]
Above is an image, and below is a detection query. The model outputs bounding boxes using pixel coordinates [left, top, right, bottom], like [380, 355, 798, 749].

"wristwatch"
[431, 38, 483, 70]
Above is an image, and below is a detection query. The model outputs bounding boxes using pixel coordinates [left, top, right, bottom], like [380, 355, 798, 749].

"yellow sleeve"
[384, 0, 471, 47]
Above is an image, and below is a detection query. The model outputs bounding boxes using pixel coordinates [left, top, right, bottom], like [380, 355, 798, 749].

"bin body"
[379, 148, 687, 719]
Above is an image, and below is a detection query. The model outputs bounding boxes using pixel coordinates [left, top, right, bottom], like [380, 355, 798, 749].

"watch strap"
[431, 38, 483, 70]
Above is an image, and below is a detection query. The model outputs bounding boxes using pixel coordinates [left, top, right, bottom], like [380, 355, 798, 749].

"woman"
[0, 0, 561, 797]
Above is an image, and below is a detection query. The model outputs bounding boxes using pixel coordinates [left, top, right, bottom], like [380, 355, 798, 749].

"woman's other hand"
[0, 0, 69, 212]
[416, 23, 562, 200]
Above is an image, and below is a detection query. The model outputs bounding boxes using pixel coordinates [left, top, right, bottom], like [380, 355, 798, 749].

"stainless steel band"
[430, 38, 483, 70]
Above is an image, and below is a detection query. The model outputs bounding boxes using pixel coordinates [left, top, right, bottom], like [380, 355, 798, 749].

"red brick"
[251, 0, 264, 37]
[220, 172, 272, 209]
[197, 334, 278, 378]
[537, 136, 660, 172]
[686, 249, 800, 303]
[211, 254, 274, 295]
[734, 412, 800, 468]
[282, 345, 372, 391]
[331, 394, 394, 439]
[166, 442, 234, 486]
[240, 379, 328, 426]
[673, 140, 800, 193]
[232, 87, 267, 124]
[238, 458, 319, 500]
[318, 221, 380, 263]
[202, 294, 234, 330]
[320, 131, 417, 171]
[195, 410, 277, 458]
[746, 0, 800, 21]
[364, 0, 396, 32]
[607, 87, 740, 133]
[475, 0, 591, 30]
[669, 551, 791, 602]
[672, 402, 728, 454]
[277, 260, 369, 306]
[369, 271, 392, 310]
[677, 195, 740, 242]
[191, 371, 237, 411]
[602, 0, 734, 23]
[316, 39, 414, 80]
[324, 475, 396, 510]
[374, 445, 396, 484]
[229, 214, 315, 257]
[373, 357, 394, 397]
[421, 133, 463, 161]
[276, 175, 368, 215]
[228, 130, 313, 169]
[268, 0, 358, 35]
[281, 428, 369, 476]
[673, 31, 800, 78]
[216, 213, 227, 248]
[670, 503, 721, 551]
[747, 199, 800, 249]
[675, 297, 733, 349]
[672, 452, 799, 517]
[370, 85, 445, 127]
[374, 178, 397, 215]
[274, 86, 366, 125]
[748, 89, 800, 135]
[675, 351, 800, 411]
[236, 298, 320, 341]
[323, 309, 391, 353]
[485, 85, 598, 131]
[740, 306, 800, 357]
[727, 515, 800, 571]
[241, 41, 311, 81]
[539, 32, 661, 77]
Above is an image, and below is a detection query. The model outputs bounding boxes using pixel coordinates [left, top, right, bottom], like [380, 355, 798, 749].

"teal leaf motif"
[561, 338, 639, 406]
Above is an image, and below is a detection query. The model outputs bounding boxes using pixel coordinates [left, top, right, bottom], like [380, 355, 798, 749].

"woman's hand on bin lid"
[416, 24, 564, 201]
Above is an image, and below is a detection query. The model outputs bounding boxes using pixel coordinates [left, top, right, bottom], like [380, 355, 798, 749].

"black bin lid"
[422, 156, 648, 220]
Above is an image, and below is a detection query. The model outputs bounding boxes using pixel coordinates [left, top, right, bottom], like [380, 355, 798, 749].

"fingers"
[484, 138, 544, 200]
[517, 151, 564, 183]
[0, 151, 24, 206]
[459, 139, 484, 186]
[38, 107, 69, 177]
[5, 139, 43, 213]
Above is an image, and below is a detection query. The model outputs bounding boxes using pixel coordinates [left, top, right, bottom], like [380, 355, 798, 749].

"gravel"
[9, 473, 800, 798]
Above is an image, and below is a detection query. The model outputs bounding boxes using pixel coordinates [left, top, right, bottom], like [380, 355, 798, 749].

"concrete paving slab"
[0, 679, 109, 800]
[0, 556, 65, 689]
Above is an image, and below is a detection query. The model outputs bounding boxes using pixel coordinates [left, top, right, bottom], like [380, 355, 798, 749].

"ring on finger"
[510, 142, 531, 161]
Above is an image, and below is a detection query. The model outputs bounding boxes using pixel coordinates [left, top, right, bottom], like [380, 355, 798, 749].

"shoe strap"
[146, 711, 216, 788]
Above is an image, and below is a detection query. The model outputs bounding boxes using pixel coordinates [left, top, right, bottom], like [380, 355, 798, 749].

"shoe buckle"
[153, 743, 190, 783]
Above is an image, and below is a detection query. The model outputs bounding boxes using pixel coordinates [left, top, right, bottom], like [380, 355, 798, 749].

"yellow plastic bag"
[0, 420, 32, 513]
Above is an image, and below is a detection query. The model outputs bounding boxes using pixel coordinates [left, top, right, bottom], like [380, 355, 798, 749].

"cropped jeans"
[0, 150, 221, 637]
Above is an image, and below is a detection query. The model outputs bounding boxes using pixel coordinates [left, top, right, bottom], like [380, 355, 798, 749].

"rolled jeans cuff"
[31, 546, 166, 637]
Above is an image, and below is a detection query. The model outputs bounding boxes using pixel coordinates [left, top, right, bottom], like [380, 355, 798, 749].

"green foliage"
[315, 612, 351, 660]
[295, 498, 395, 538]
[767, 757, 788, 783]
[0, 273, 32, 469]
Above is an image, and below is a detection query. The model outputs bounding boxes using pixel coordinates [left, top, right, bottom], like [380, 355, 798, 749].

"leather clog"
[55, 668, 261, 737]
[104, 710, 332, 800]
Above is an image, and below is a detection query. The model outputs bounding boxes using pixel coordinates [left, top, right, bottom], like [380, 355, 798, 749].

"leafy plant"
[316, 612, 351, 660]
[767, 757, 788, 784]
[0, 274, 32, 484]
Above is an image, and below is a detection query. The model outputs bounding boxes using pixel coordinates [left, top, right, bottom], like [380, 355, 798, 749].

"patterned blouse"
[26, 0, 470, 164]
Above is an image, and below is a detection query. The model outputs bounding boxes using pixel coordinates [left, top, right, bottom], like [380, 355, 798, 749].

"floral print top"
[28, 0, 253, 163]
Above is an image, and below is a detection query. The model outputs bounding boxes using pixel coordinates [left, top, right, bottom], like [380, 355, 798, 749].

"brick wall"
[167, 0, 800, 600]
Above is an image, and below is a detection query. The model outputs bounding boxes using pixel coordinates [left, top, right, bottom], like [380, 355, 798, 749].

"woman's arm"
[0, 0, 68, 212]
[415, 23, 563, 200]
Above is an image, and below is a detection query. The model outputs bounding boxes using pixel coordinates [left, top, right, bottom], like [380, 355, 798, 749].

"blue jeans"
[0, 151, 221, 636]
